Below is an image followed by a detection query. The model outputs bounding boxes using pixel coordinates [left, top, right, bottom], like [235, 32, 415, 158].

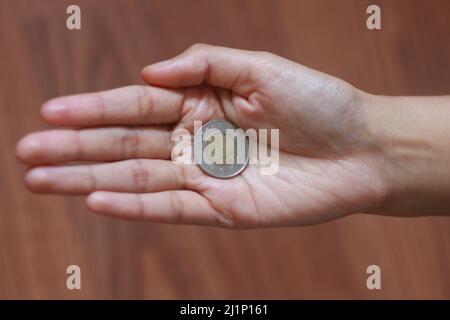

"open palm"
[16, 45, 388, 228]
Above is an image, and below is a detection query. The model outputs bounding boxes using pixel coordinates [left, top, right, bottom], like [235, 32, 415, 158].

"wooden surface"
[1, 0, 450, 299]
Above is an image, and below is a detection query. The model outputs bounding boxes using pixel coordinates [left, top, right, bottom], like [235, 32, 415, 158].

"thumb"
[141, 44, 274, 97]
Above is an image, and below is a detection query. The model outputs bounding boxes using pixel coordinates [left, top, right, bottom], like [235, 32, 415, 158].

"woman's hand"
[16, 44, 391, 228]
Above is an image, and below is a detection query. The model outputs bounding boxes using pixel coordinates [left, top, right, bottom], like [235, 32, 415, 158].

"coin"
[194, 120, 249, 178]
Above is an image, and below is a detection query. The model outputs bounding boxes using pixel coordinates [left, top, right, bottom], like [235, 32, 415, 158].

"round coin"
[194, 120, 249, 178]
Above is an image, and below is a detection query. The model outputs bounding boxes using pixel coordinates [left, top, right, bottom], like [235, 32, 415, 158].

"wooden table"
[1, 0, 449, 299]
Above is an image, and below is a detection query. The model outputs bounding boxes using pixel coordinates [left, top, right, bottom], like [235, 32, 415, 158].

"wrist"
[364, 93, 450, 216]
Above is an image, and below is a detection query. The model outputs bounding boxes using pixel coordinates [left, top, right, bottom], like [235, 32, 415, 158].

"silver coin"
[194, 120, 249, 178]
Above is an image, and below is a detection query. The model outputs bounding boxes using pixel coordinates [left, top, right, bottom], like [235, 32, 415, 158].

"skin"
[15, 44, 450, 228]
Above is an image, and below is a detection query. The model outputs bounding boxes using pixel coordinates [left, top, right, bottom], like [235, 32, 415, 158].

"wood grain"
[1, 0, 450, 299]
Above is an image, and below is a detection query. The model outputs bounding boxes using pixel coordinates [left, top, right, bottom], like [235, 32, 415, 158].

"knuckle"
[131, 159, 150, 192]
[121, 128, 141, 158]
[188, 42, 210, 52]
[256, 50, 277, 63]
[163, 127, 175, 157]
[74, 131, 84, 159]
[135, 86, 153, 121]
[87, 165, 97, 191]
[174, 164, 188, 189]
[169, 192, 185, 223]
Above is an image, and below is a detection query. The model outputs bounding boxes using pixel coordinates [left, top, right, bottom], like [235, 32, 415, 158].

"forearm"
[365, 94, 450, 216]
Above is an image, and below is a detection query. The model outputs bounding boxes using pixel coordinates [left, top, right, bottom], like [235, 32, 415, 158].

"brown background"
[1, 0, 450, 299]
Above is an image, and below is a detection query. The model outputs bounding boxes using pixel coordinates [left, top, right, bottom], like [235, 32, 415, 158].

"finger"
[86, 190, 228, 227]
[141, 44, 273, 97]
[16, 127, 172, 165]
[41, 85, 184, 126]
[24, 159, 194, 195]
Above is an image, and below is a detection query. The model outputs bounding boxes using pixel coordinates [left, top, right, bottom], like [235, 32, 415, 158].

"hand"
[16, 44, 390, 228]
